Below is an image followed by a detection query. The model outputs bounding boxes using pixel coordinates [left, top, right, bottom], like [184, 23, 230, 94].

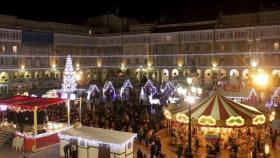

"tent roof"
[60, 126, 137, 145]
[189, 93, 263, 121]
[220, 87, 256, 99]
[0, 95, 66, 109]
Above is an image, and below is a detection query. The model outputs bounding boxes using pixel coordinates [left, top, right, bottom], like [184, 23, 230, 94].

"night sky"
[1, 0, 280, 24]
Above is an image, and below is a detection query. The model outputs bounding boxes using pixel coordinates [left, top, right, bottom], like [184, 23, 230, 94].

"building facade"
[1, 11, 280, 92]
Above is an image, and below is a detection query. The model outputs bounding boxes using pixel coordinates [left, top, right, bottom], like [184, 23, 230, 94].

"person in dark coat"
[176, 144, 183, 158]
[150, 142, 156, 158]
[63, 144, 71, 158]
[137, 148, 144, 158]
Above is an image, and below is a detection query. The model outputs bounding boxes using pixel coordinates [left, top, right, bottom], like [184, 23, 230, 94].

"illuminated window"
[220, 44, 224, 51]
[12, 46, 17, 53]
[1, 45, 5, 52]
[274, 42, 279, 51]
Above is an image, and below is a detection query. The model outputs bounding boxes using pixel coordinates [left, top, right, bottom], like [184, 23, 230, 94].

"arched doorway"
[230, 69, 239, 77]
[172, 69, 179, 77]
[242, 69, 250, 80]
[14, 72, 19, 80]
[204, 69, 212, 80]
[161, 69, 169, 82]
[0, 72, 9, 83]
[220, 68, 227, 79]
[34, 71, 43, 79]
[102, 69, 107, 82]
[54, 70, 61, 79]
[45, 70, 51, 78]
[24, 71, 32, 79]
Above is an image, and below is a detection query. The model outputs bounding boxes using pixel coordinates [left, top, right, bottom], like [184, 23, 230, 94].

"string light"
[0, 51, 279, 59]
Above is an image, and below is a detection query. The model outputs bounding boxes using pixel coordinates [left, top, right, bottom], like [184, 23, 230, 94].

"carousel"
[0, 95, 71, 152]
[164, 92, 269, 155]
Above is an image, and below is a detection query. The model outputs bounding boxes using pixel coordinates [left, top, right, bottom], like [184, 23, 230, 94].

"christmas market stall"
[164, 93, 268, 154]
[59, 125, 137, 158]
[220, 86, 258, 106]
[0, 95, 70, 152]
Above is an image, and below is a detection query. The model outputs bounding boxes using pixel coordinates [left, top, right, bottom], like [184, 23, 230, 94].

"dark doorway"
[98, 143, 110, 158]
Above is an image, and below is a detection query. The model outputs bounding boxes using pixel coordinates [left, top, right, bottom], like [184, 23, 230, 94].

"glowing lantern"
[164, 110, 172, 120]
[198, 115, 216, 126]
[270, 111, 276, 122]
[176, 113, 189, 123]
[226, 116, 244, 127]
[252, 115, 266, 125]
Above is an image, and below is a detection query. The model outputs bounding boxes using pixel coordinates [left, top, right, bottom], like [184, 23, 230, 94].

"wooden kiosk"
[59, 126, 137, 158]
[0, 95, 70, 152]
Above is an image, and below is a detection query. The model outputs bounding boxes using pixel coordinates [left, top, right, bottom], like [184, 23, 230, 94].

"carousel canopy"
[0, 95, 66, 110]
[190, 93, 262, 120]
[165, 93, 266, 127]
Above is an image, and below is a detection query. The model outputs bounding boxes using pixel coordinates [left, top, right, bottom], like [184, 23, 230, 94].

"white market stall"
[59, 126, 137, 158]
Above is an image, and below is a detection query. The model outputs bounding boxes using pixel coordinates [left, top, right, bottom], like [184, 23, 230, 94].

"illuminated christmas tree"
[61, 55, 77, 98]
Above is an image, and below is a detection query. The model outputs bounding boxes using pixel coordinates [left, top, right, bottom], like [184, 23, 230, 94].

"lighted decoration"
[87, 84, 100, 100]
[144, 79, 157, 94]
[70, 94, 76, 100]
[198, 116, 216, 126]
[58, 133, 137, 153]
[164, 110, 172, 120]
[102, 81, 115, 98]
[252, 115, 266, 125]
[271, 87, 280, 107]
[168, 97, 179, 104]
[270, 111, 276, 121]
[120, 80, 133, 99]
[226, 116, 244, 127]
[0, 105, 7, 111]
[148, 95, 160, 105]
[61, 55, 77, 98]
[160, 81, 175, 96]
[42, 90, 58, 98]
[176, 113, 189, 123]
[139, 87, 146, 101]
[122, 80, 133, 89]
[264, 144, 270, 155]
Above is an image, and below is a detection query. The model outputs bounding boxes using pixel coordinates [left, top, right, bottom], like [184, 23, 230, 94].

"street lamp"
[177, 77, 202, 158]
[253, 70, 269, 104]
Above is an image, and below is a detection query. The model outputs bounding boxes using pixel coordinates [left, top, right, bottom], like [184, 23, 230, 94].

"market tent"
[165, 93, 266, 127]
[220, 87, 257, 106]
[0, 95, 67, 137]
[0, 95, 66, 109]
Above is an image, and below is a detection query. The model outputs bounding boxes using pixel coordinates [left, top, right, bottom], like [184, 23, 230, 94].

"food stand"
[59, 126, 137, 158]
[0, 95, 71, 152]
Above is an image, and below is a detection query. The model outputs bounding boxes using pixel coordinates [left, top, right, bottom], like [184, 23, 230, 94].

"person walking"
[271, 131, 277, 150]
[176, 144, 183, 158]
[137, 148, 144, 158]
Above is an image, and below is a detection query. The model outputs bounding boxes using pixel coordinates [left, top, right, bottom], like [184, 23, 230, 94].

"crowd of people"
[45, 87, 167, 158]
[171, 122, 278, 158]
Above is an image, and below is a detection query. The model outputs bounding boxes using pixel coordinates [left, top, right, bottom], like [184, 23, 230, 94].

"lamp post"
[177, 77, 202, 158]
[253, 70, 268, 104]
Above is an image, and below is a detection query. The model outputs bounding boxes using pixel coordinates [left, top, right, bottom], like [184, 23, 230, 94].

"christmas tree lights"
[61, 55, 77, 98]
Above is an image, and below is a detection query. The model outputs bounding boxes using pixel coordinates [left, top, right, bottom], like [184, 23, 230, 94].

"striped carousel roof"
[165, 92, 266, 126]
[190, 93, 262, 120]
